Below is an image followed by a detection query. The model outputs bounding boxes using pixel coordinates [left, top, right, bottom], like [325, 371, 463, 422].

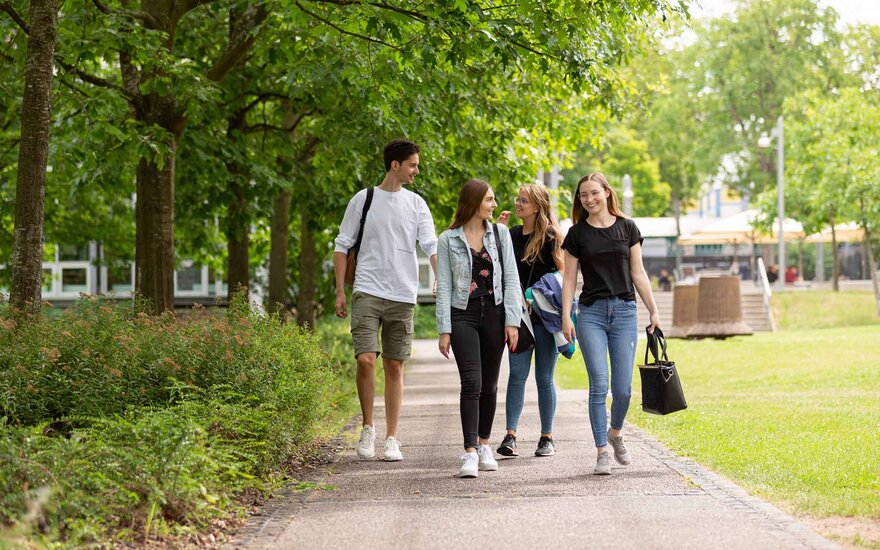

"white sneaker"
[459, 452, 479, 478]
[383, 437, 403, 461]
[356, 425, 376, 459]
[477, 444, 498, 471]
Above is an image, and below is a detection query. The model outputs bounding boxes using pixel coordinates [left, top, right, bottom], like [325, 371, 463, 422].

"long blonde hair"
[570, 172, 626, 224]
[519, 184, 563, 266]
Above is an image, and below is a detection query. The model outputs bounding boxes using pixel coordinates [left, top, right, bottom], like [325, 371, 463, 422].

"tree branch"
[245, 108, 316, 134]
[57, 73, 94, 98]
[296, 1, 401, 50]
[310, 0, 429, 22]
[287, 108, 316, 134]
[241, 92, 284, 113]
[508, 37, 555, 59]
[91, 0, 161, 27]
[57, 57, 127, 96]
[206, 5, 269, 82]
[245, 123, 290, 133]
[298, 135, 320, 162]
[2, 4, 127, 95]
[1, 2, 30, 34]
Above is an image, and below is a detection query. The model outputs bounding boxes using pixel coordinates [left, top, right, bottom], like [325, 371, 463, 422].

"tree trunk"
[797, 240, 804, 281]
[10, 0, 59, 316]
[297, 201, 317, 328]
[135, 148, 178, 314]
[124, 2, 266, 314]
[126, 6, 187, 315]
[864, 225, 880, 317]
[268, 190, 291, 316]
[830, 216, 840, 292]
[225, 179, 250, 297]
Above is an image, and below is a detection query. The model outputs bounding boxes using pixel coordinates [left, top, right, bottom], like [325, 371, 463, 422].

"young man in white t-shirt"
[333, 140, 438, 462]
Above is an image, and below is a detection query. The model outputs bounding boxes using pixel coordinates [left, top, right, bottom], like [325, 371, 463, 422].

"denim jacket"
[435, 221, 522, 334]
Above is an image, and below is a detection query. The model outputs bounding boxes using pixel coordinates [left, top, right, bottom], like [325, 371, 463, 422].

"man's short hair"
[384, 140, 420, 171]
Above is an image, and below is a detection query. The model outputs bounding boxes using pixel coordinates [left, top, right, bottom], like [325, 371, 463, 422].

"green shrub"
[0, 295, 335, 431]
[0, 400, 257, 544]
[0, 296, 348, 545]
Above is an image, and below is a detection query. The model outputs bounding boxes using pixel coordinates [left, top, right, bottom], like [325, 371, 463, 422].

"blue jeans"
[576, 297, 638, 448]
[505, 321, 559, 435]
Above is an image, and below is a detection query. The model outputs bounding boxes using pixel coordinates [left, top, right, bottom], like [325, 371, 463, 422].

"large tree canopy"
[2, 0, 687, 316]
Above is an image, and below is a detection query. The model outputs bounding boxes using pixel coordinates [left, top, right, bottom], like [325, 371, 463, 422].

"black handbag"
[493, 224, 535, 353]
[638, 327, 687, 415]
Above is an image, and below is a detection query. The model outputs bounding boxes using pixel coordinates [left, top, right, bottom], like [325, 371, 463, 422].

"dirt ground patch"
[802, 515, 880, 549]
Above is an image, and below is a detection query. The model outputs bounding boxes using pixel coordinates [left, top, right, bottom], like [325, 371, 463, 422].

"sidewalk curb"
[627, 424, 837, 549]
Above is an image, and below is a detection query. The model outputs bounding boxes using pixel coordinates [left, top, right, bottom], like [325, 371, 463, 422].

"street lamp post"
[758, 115, 785, 291]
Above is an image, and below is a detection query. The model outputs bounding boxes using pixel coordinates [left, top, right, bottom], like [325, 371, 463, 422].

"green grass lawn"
[556, 311, 880, 521]
[773, 291, 880, 331]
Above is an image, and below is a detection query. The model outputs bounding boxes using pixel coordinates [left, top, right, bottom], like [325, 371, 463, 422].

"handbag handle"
[644, 326, 669, 365]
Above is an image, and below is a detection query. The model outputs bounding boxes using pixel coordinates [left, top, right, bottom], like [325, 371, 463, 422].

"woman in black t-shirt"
[560, 173, 660, 476]
[495, 184, 564, 458]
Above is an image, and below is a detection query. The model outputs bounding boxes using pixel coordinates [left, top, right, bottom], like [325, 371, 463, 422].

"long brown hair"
[519, 184, 563, 266]
[570, 172, 626, 224]
[449, 179, 491, 230]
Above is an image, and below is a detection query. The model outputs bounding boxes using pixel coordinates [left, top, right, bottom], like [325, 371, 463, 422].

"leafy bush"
[0, 295, 348, 545]
[413, 303, 437, 339]
[0, 296, 334, 435]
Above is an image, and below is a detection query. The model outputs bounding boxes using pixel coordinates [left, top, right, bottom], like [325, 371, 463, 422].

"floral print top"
[469, 247, 494, 299]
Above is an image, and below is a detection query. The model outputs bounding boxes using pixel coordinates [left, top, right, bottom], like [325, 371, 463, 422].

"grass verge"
[556, 310, 880, 532]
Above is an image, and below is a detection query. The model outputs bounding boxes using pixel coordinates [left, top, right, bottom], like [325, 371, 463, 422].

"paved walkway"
[229, 339, 836, 550]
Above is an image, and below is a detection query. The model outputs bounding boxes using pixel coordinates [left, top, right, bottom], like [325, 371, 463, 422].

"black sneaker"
[497, 433, 518, 457]
[534, 436, 556, 457]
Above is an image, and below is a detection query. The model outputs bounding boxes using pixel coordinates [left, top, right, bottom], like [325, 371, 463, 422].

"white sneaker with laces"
[459, 452, 479, 478]
[383, 436, 403, 461]
[356, 425, 376, 459]
[477, 444, 498, 471]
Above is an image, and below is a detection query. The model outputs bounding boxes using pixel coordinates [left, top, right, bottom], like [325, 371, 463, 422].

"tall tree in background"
[693, 0, 847, 193]
[635, 30, 714, 271]
[561, 125, 670, 218]
[6, 0, 59, 315]
[784, 88, 880, 311]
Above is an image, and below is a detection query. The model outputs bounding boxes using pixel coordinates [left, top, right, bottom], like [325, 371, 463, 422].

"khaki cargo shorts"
[350, 292, 416, 361]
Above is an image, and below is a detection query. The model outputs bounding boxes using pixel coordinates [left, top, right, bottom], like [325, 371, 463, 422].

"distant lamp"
[757, 134, 772, 149]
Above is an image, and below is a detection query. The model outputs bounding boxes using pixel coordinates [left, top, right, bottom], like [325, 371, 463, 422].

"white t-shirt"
[334, 187, 438, 304]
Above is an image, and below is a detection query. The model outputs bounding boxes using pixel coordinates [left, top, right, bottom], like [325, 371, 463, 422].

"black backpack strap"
[351, 187, 374, 253]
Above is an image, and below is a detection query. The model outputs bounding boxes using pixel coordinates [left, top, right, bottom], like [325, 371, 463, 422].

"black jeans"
[450, 296, 506, 450]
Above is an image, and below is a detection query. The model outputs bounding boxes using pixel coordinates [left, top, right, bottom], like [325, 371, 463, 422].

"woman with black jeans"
[436, 179, 522, 478]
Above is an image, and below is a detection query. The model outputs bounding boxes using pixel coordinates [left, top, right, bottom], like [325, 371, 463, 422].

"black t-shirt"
[511, 225, 559, 328]
[561, 217, 643, 306]
[510, 225, 559, 289]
